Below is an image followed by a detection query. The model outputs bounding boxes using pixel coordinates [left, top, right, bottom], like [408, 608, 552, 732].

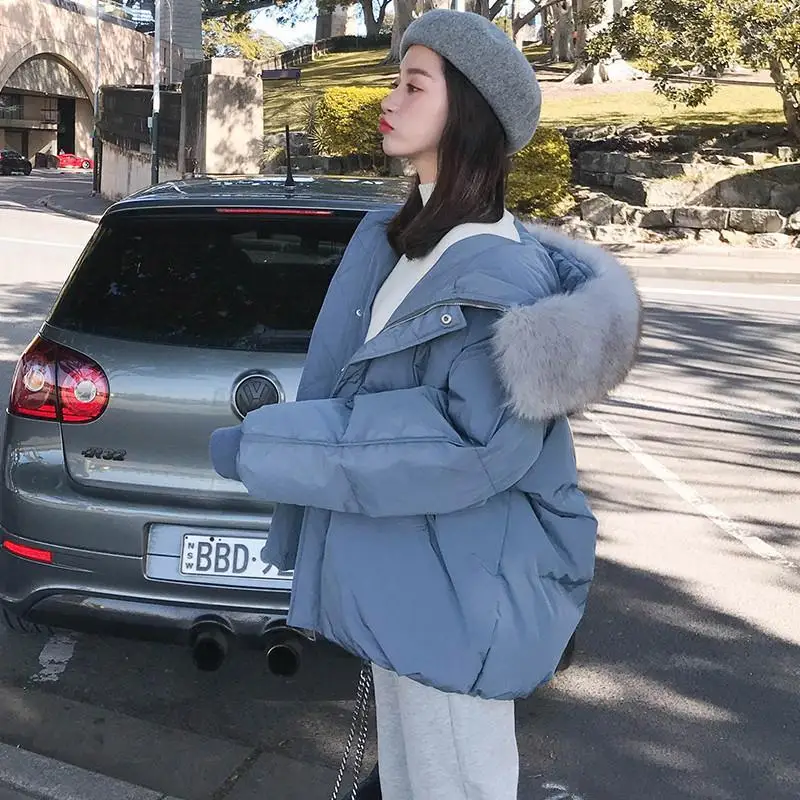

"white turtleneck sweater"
[365, 183, 520, 342]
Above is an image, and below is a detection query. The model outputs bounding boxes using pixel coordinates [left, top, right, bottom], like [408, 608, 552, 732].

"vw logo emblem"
[233, 374, 282, 419]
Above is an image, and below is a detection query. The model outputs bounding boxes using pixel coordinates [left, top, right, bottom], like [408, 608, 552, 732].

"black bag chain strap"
[329, 660, 374, 800]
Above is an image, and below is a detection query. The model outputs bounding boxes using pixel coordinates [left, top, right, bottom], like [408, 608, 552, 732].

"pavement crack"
[210, 746, 264, 800]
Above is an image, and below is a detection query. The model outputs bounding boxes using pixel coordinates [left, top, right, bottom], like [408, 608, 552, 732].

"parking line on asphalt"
[0, 237, 83, 248]
[30, 634, 76, 684]
[585, 410, 796, 569]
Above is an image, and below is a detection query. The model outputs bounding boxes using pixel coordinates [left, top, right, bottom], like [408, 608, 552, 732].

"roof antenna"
[284, 124, 295, 191]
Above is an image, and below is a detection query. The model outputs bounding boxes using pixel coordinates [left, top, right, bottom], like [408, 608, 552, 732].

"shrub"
[314, 87, 390, 159]
[506, 128, 573, 219]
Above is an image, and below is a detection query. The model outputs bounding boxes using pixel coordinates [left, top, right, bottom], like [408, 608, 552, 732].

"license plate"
[180, 534, 291, 580]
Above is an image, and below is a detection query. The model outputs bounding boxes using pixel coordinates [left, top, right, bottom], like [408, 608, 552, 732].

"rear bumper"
[1, 414, 295, 647]
[0, 537, 292, 646]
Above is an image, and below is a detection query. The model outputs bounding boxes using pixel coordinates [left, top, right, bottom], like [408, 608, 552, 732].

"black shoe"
[353, 762, 381, 799]
[556, 631, 577, 673]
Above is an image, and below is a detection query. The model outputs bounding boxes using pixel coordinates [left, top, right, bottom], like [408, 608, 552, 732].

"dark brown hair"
[386, 57, 510, 259]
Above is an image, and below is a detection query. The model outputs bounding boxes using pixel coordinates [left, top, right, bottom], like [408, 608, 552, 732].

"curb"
[624, 263, 800, 284]
[38, 197, 800, 283]
[41, 197, 104, 224]
[0, 742, 184, 800]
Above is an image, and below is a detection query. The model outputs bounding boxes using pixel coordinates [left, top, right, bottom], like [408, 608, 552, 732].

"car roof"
[106, 174, 411, 216]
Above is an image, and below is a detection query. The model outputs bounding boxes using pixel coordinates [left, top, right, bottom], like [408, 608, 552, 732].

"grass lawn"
[264, 49, 395, 134]
[540, 84, 785, 130]
[263, 47, 785, 136]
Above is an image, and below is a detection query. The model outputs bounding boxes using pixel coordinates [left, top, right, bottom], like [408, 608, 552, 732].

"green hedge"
[506, 128, 573, 218]
[313, 87, 572, 217]
[313, 87, 390, 159]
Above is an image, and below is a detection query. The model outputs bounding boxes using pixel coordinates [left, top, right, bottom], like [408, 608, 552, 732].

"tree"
[202, 12, 284, 58]
[203, 0, 281, 19]
[586, 0, 800, 141]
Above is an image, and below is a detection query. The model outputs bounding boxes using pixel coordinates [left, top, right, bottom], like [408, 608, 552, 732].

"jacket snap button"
[441, 313, 452, 325]
[355, 308, 363, 317]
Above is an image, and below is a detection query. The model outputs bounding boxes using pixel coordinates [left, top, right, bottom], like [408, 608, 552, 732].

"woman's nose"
[381, 88, 398, 114]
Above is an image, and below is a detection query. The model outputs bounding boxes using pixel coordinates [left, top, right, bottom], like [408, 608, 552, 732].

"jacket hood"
[491, 224, 642, 421]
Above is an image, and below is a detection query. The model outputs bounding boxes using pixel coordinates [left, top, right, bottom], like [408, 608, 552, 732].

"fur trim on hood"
[491, 225, 642, 421]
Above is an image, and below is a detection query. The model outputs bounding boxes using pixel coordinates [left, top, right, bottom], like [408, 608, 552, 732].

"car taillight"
[9, 337, 109, 424]
[2, 539, 53, 564]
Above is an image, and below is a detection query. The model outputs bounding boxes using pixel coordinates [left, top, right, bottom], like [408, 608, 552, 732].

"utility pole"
[151, 0, 161, 184]
[92, 0, 100, 195]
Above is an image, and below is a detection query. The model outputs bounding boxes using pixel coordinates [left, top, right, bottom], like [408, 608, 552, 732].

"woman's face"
[379, 45, 449, 183]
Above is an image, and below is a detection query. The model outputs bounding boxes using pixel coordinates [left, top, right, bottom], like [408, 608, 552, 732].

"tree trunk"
[541, 5, 553, 45]
[388, 0, 417, 62]
[361, 0, 380, 37]
[573, 0, 589, 59]
[785, 99, 800, 143]
[466, 0, 490, 16]
[551, 1, 574, 63]
[768, 57, 800, 143]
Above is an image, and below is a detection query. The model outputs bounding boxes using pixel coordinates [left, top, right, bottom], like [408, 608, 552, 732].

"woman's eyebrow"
[402, 67, 435, 79]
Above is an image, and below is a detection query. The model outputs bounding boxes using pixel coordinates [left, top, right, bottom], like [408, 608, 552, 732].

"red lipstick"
[379, 118, 394, 133]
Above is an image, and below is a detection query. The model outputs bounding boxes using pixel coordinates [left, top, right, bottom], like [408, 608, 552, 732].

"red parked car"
[58, 153, 93, 170]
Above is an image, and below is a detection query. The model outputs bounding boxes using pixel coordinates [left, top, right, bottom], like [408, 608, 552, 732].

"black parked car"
[0, 148, 32, 175]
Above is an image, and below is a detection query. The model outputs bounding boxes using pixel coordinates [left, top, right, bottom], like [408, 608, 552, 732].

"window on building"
[41, 98, 59, 125]
[0, 93, 23, 120]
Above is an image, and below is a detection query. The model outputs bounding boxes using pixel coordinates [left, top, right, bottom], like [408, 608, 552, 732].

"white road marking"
[30, 634, 77, 683]
[0, 236, 83, 248]
[640, 287, 800, 302]
[585, 410, 796, 569]
[541, 783, 586, 800]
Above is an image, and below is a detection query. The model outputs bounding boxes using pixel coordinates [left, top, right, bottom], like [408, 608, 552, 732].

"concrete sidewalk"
[41, 190, 800, 284]
[41, 193, 110, 224]
[0, 743, 183, 800]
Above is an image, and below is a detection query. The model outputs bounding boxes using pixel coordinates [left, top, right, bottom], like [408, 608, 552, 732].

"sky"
[252, 2, 540, 47]
[253, 7, 332, 46]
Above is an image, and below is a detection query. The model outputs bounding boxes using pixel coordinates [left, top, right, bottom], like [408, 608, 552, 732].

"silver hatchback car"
[0, 176, 407, 673]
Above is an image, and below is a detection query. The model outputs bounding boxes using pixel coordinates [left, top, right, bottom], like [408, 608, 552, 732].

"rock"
[717, 178, 774, 209]
[581, 195, 619, 226]
[578, 151, 629, 174]
[625, 157, 656, 178]
[751, 233, 793, 248]
[665, 228, 698, 241]
[697, 229, 723, 245]
[741, 152, 771, 166]
[612, 204, 645, 226]
[720, 229, 751, 246]
[578, 151, 603, 173]
[655, 162, 693, 178]
[639, 208, 674, 228]
[593, 224, 639, 243]
[786, 209, 800, 233]
[770, 184, 800, 215]
[727, 208, 786, 234]
[388, 157, 416, 177]
[559, 220, 595, 240]
[594, 172, 616, 187]
[613, 175, 698, 207]
[674, 207, 729, 230]
[774, 146, 798, 162]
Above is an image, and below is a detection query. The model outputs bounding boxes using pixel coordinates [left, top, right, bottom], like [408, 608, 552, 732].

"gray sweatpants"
[371, 664, 519, 800]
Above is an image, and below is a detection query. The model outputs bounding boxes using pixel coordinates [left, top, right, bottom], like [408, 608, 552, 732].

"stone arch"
[0, 39, 93, 99]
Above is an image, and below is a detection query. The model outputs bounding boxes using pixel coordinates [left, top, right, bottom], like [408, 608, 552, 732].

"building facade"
[0, 0, 196, 161]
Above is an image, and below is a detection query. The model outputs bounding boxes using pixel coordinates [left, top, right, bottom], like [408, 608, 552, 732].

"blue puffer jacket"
[210, 209, 641, 700]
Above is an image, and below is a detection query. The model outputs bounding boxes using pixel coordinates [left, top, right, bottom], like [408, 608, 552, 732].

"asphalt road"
[0, 173, 798, 800]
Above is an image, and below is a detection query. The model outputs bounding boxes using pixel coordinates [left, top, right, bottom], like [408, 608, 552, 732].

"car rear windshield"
[49, 210, 364, 351]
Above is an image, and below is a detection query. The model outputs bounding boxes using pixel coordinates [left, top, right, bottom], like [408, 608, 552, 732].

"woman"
[211, 9, 641, 799]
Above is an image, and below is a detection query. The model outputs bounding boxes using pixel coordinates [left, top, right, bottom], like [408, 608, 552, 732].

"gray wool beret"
[400, 9, 541, 155]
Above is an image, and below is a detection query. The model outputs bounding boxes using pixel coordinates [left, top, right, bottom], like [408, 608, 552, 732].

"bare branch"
[514, 0, 562, 32]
